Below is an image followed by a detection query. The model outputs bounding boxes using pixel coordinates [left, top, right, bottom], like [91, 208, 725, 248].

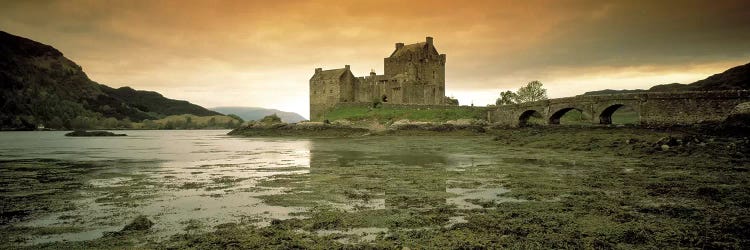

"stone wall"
[488, 90, 750, 127]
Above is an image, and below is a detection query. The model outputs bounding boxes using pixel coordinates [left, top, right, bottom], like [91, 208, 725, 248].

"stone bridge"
[487, 90, 750, 127]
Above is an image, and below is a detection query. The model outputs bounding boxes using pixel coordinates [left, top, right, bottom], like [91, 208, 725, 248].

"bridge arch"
[518, 110, 543, 127]
[599, 104, 626, 124]
[549, 107, 584, 125]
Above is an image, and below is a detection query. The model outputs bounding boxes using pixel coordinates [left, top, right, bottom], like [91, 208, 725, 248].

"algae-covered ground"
[1, 128, 749, 249]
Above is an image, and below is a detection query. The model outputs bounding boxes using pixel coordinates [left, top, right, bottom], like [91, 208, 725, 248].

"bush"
[260, 114, 282, 125]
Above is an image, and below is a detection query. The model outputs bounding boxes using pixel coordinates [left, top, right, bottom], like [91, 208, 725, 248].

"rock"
[121, 215, 154, 232]
[65, 130, 126, 137]
[656, 136, 680, 146]
[724, 102, 750, 127]
[660, 144, 670, 151]
[297, 121, 325, 127]
[446, 119, 473, 126]
[332, 119, 352, 126]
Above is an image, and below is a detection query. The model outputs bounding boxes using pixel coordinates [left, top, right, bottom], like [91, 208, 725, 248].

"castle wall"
[309, 69, 357, 121]
[309, 37, 448, 121]
[309, 77, 339, 121]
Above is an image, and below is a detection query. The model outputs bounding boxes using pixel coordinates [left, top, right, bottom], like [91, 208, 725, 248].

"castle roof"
[311, 68, 349, 80]
[389, 42, 427, 58]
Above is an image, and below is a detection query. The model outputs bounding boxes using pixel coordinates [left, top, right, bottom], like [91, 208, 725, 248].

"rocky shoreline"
[227, 119, 491, 137]
[228, 117, 750, 138]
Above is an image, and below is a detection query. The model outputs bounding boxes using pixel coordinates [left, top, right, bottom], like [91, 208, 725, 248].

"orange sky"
[2, 0, 749, 118]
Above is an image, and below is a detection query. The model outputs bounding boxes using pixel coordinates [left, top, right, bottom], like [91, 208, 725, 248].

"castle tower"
[309, 65, 356, 121]
[383, 36, 446, 104]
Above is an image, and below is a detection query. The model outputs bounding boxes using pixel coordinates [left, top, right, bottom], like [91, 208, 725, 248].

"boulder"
[724, 102, 750, 127]
[121, 215, 154, 232]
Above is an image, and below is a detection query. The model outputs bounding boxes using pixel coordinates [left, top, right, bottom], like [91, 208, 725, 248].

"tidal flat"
[0, 128, 748, 249]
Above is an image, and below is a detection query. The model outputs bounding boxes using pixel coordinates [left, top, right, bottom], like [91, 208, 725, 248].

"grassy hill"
[584, 62, 750, 95]
[0, 31, 221, 130]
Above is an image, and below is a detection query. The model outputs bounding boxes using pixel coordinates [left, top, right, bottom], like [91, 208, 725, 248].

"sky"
[2, 0, 749, 118]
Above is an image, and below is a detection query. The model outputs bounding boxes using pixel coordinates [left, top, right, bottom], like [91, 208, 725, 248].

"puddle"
[314, 227, 388, 244]
[447, 187, 524, 209]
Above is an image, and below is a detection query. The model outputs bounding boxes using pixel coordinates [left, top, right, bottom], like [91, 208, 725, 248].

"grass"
[322, 105, 486, 123]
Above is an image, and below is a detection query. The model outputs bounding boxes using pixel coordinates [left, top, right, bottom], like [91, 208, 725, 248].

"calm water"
[0, 130, 525, 245]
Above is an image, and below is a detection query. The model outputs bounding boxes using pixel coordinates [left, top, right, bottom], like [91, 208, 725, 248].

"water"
[0, 130, 522, 245]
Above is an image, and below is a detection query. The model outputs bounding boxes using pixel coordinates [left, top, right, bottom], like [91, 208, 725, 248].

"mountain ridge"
[583, 62, 750, 95]
[211, 107, 307, 123]
[0, 30, 221, 129]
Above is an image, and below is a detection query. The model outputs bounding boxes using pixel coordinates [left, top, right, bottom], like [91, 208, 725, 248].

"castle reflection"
[306, 137, 450, 210]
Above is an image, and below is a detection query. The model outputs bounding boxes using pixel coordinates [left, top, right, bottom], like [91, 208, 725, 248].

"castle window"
[330, 89, 333, 94]
[382, 95, 388, 103]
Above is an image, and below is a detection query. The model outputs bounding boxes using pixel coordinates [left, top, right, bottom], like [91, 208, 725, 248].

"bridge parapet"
[488, 90, 750, 127]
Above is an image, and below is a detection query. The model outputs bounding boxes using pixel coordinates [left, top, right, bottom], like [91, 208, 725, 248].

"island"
[64, 130, 127, 137]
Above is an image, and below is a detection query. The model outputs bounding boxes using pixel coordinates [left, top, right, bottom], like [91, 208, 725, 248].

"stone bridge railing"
[487, 90, 750, 127]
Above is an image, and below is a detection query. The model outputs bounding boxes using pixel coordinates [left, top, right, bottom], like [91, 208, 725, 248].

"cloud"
[1, 0, 748, 117]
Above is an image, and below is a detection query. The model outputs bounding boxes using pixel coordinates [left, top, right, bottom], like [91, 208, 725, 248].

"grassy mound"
[322, 106, 487, 123]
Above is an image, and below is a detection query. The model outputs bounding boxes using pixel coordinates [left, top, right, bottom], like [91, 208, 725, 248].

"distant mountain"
[0, 31, 220, 129]
[211, 107, 307, 123]
[582, 89, 648, 96]
[583, 62, 750, 95]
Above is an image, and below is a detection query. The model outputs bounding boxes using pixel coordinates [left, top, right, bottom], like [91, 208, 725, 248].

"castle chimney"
[370, 70, 376, 76]
[396, 43, 404, 50]
[315, 68, 322, 73]
[344, 65, 350, 70]
[426, 36, 433, 45]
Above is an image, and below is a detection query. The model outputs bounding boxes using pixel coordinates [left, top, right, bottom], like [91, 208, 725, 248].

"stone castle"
[309, 36, 447, 121]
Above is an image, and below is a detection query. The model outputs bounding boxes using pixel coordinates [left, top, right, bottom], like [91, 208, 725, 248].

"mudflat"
[1, 127, 748, 249]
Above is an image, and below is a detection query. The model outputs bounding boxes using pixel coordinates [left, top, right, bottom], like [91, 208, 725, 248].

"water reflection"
[1, 131, 518, 245]
[304, 137, 509, 211]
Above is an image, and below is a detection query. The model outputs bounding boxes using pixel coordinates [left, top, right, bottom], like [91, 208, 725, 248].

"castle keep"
[309, 37, 447, 121]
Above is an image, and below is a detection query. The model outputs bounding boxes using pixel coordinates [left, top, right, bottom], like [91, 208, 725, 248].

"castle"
[309, 36, 447, 121]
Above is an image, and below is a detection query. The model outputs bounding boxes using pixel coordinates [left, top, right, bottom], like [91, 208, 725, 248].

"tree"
[119, 118, 132, 128]
[445, 96, 459, 106]
[496, 90, 517, 105]
[208, 117, 217, 127]
[227, 114, 244, 123]
[260, 114, 282, 125]
[515, 80, 548, 103]
[143, 119, 157, 129]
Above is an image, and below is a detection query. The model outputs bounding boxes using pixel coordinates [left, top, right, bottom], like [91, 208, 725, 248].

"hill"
[211, 107, 307, 123]
[583, 62, 750, 95]
[0, 30, 221, 130]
